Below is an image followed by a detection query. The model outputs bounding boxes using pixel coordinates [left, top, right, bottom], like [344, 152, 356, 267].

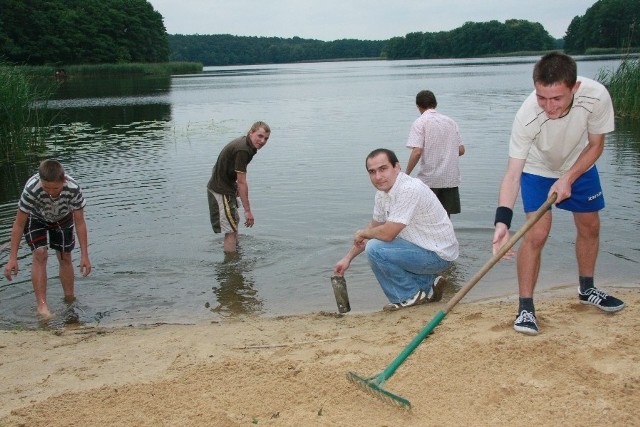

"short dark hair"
[366, 148, 399, 169]
[533, 52, 577, 88]
[416, 90, 437, 109]
[38, 159, 65, 182]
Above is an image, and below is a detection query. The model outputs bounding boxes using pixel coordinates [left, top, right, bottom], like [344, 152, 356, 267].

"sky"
[147, 0, 598, 41]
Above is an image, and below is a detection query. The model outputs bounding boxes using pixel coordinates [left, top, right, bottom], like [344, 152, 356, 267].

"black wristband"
[494, 206, 513, 229]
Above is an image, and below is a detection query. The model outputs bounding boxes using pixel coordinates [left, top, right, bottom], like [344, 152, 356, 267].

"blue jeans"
[365, 238, 450, 303]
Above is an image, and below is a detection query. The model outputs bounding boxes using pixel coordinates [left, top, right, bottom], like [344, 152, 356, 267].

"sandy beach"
[1, 284, 638, 426]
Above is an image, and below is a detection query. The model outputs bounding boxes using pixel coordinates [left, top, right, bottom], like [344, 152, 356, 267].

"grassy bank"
[597, 55, 640, 118]
[21, 61, 203, 78]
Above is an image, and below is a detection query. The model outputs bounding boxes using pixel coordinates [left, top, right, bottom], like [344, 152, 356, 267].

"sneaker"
[513, 310, 538, 335]
[578, 287, 625, 313]
[427, 276, 445, 302]
[383, 289, 427, 311]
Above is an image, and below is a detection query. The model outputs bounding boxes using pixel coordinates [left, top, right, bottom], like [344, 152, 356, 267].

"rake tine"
[347, 371, 411, 409]
[346, 194, 557, 409]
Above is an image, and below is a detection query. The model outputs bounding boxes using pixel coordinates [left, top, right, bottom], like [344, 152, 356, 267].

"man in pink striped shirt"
[405, 90, 465, 216]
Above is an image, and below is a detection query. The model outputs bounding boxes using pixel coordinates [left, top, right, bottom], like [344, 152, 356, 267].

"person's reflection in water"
[209, 251, 263, 316]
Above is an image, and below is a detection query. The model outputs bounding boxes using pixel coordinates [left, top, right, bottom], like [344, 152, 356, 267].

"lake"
[0, 56, 638, 329]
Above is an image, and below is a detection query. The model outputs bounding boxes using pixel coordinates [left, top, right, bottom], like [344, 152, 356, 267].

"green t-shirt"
[207, 135, 257, 195]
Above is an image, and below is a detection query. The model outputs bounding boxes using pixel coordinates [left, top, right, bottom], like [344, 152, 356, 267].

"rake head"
[347, 371, 411, 409]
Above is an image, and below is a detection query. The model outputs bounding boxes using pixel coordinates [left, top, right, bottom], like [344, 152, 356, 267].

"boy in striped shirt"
[4, 159, 91, 319]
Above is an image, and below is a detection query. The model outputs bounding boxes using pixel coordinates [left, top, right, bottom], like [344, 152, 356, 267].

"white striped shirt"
[373, 172, 459, 261]
[18, 174, 86, 222]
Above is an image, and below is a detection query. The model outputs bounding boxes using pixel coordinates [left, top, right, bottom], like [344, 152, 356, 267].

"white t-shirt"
[406, 109, 463, 188]
[509, 76, 614, 178]
[373, 172, 459, 261]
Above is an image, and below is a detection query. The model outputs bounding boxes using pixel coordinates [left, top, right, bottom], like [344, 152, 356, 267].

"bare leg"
[31, 247, 52, 318]
[56, 250, 75, 302]
[223, 232, 238, 253]
[573, 212, 599, 277]
[517, 210, 552, 298]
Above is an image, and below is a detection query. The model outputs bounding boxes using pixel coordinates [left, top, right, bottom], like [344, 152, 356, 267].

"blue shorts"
[521, 166, 605, 213]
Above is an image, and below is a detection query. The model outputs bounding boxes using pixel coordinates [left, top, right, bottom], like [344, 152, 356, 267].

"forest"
[0, 0, 168, 65]
[0, 0, 638, 67]
[564, 0, 640, 54]
[167, 19, 556, 66]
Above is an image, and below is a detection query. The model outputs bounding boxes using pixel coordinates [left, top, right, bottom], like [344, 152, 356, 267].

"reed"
[597, 56, 640, 118]
[0, 66, 55, 164]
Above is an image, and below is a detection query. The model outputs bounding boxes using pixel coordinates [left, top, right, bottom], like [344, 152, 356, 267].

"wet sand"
[1, 285, 638, 426]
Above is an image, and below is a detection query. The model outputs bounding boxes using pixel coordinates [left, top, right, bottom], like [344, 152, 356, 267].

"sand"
[1, 285, 638, 426]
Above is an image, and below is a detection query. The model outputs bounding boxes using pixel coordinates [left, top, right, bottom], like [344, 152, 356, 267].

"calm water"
[1, 56, 638, 329]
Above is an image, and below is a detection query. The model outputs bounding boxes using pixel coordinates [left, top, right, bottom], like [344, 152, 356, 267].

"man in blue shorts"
[4, 159, 91, 319]
[492, 52, 624, 336]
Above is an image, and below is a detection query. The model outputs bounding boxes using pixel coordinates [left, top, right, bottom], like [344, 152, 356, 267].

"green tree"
[383, 19, 555, 60]
[564, 0, 640, 54]
[0, 0, 168, 65]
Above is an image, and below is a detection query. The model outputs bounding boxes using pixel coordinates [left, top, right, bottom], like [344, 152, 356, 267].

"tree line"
[382, 20, 556, 60]
[167, 19, 559, 66]
[167, 19, 557, 66]
[0, 0, 168, 65]
[0, 0, 637, 68]
[564, 0, 640, 54]
[168, 35, 385, 66]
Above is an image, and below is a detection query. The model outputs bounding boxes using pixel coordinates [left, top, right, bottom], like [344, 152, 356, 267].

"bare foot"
[36, 306, 55, 320]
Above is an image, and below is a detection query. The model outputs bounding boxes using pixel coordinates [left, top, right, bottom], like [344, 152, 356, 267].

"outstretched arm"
[73, 208, 91, 276]
[334, 220, 386, 275]
[235, 171, 254, 227]
[492, 157, 525, 259]
[3, 209, 28, 281]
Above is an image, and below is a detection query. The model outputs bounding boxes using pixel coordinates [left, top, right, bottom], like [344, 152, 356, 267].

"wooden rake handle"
[443, 193, 557, 314]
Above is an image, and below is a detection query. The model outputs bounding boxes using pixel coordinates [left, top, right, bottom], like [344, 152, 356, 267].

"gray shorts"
[207, 188, 239, 234]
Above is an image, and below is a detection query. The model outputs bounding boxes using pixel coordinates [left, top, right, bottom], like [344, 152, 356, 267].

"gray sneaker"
[513, 310, 538, 335]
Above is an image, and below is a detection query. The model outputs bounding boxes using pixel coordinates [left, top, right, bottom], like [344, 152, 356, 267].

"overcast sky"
[147, 0, 597, 41]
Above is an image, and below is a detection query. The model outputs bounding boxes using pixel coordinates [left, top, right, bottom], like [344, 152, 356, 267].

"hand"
[4, 259, 19, 281]
[550, 179, 571, 204]
[492, 223, 515, 260]
[244, 211, 255, 228]
[79, 257, 92, 277]
[334, 258, 350, 275]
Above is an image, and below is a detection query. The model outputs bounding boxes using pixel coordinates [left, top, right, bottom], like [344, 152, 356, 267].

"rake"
[347, 193, 557, 409]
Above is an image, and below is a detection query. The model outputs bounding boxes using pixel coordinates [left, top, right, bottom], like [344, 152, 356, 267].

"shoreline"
[1, 285, 638, 426]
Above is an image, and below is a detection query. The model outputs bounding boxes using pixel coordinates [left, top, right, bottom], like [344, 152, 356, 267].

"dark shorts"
[207, 188, 239, 234]
[521, 166, 605, 213]
[431, 187, 461, 215]
[24, 213, 75, 253]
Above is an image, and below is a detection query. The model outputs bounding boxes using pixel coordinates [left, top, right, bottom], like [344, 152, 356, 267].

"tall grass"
[597, 56, 640, 119]
[0, 66, 55, 164]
